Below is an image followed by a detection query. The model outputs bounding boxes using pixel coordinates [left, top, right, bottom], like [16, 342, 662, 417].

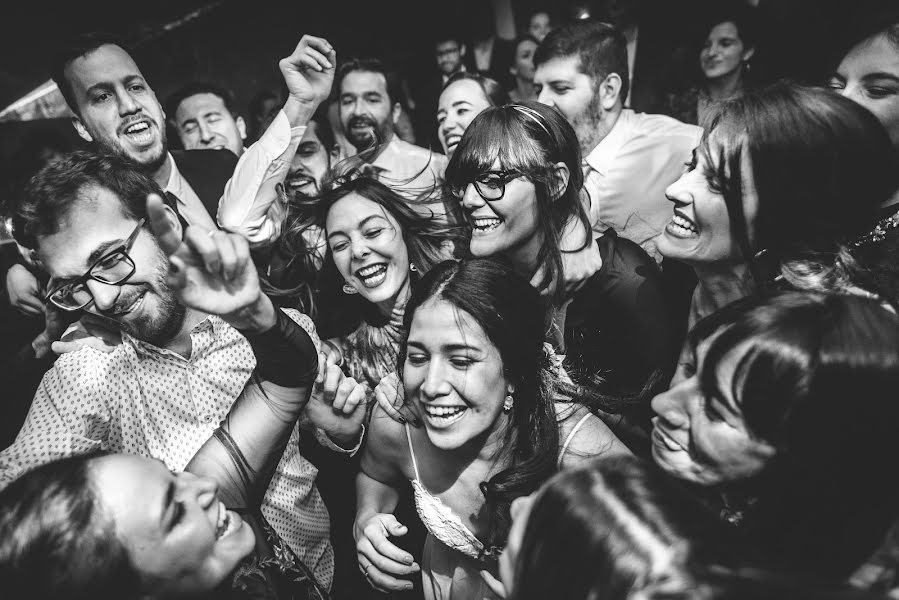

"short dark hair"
[336, 57, 405, 107]
[11, 151, 171, 249]
[50, 32, 133, 117]
[533, 21, 630, 104]
[702, 2, 758, 49]
[0, 454, 142, 599]
[165, 82, 237, 123]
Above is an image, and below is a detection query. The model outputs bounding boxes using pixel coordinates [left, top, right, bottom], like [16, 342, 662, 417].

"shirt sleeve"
[0, 350, 113, 489]
[217, 110, 307, 247]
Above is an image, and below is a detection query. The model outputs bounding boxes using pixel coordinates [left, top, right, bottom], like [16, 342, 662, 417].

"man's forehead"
[535, 55, 585, 80]
[67, 44, 145, 91]
[341, 70, 388, 95]
[176, 93, 228, 119]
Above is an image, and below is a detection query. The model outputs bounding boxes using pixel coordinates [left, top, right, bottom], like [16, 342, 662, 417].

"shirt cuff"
[314, 424, 365, 456]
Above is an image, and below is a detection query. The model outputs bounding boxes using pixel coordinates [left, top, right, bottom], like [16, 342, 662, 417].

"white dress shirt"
[582, 109, 702, 262]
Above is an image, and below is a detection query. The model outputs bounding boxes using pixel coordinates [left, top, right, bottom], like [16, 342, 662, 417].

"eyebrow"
[50, 237, 127, 286]
[326, 214, 389, 240]
[861, 72, 899, 83]
[407, 340, 480, 352]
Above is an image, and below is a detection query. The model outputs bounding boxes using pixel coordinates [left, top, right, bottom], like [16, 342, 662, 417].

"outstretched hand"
[147, 194, 275, 333]
[280, 35, 336, 125]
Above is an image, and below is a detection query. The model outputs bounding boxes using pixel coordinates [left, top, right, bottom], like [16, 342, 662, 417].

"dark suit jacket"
[171, 149, 239, 221]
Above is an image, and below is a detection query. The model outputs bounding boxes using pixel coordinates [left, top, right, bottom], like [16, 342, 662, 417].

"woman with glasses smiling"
[444, 101, 672, 453]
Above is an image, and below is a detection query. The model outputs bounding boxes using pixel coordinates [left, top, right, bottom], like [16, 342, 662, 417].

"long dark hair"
[444, 101, 589, 300]
[0, 454, 142, 600]
[690, 290, 899, 580]
[397, 257, 575, 553]
[697, 82, 893, 294]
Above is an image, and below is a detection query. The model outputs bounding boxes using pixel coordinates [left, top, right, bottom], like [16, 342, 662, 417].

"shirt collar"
[163, 153, 184, 197]
[125, 314, 220, 359]
[583, 109, 635, 177]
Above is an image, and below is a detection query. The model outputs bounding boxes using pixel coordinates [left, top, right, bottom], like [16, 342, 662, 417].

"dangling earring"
[503, 386, 514, 412]
[410, 263, 418, 273]
[342, 283, 358, 294]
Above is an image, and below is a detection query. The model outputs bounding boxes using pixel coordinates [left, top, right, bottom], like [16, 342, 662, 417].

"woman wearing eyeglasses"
[444, 102, 673, 453]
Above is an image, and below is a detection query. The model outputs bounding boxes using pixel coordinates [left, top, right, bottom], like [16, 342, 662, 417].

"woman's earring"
[410, 263, 418, 273]
[342, 283, 358, 295]
[503, 394, 514, 413]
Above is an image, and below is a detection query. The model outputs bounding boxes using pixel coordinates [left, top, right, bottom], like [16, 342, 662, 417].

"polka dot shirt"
[0, 310, 334, 587]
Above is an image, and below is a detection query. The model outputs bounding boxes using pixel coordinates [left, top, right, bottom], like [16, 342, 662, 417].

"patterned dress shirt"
[0, 309, 334, 588]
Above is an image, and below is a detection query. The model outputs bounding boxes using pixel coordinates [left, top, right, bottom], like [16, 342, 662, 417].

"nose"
[350, 237, 371, 261]
[197, 120, 214, 145]
[650, 378, 694, 429]
[84, 279, 122, 313]
[460, 183, 485, 211]
[664, 170, 693, 206]
[117, 89, 140, 117]
[178, 472, 219, 510]
[536, 88, 554, 107]
[420, 360, 451, 400]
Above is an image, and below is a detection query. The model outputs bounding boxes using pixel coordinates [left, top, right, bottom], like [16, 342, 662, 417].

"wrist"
[283, 96, 318, 129]
[226, 293, 278, 334]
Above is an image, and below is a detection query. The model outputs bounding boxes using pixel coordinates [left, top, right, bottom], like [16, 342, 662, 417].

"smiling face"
[534, 55, 605, 155]
[457, 160, 543, 270]
[36, 185, 185, 346]
[174, 92, 247, 157]
[436, 39, 464, 76]
[528, 12, 552, 43]
[90, 454, 255, 596]
[325, 192, 411, 313]
[437, 79, 493, 157]
[700, 21, 752, 82]
[339, 70, 397, 150]
[403, 298, 510, 450]
[66, 44, 167, 173]
[285, 122, 336, 200]
[656, 134, 758, 268]
[829, 31, 899, 150]
[650, 336, 775, 486]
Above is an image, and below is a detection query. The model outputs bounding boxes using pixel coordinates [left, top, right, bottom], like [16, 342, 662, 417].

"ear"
[156, 201, 184, 242]
[460, 44, 467, 58]
[548, 161, 571, 201]
[507, 382, 516, 395]
[391, 102, 402, 125]
[598, 73, 623, 111]
[72, 116, 93, 143]
[742, 47, 756, 63]
[235, 116, 248, 141]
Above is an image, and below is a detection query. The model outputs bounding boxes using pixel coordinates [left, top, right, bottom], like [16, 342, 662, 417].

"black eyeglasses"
[451, 170, 523, 202]
[45, 219, 145, 311]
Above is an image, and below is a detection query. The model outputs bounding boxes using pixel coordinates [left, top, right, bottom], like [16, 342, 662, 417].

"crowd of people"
[1, 0, 899, 599]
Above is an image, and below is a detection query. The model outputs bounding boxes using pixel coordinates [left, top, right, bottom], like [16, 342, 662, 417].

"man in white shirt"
[534, 21, 702, 262]
[336, 58, 448, 215]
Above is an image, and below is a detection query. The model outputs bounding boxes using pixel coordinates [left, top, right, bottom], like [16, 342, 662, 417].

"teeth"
[473, 217, 501, 231]
[671, 214, 696, 231]
[424, 405, 465, 417]
[215, 502, 230, 539]
[126, 122, 149, 134]
[357, 264, 386, 278]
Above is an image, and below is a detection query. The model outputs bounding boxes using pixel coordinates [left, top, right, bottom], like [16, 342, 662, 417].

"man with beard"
[534, 21, 701, 263]
[336, 58, 449, 216]
[0, 151, 364, 590]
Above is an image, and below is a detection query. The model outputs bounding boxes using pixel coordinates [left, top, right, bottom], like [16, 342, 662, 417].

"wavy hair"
[444, 101, 589, 300]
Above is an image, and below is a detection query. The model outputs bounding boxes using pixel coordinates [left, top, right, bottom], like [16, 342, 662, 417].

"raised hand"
[355, 513, 419, 592]
[147, 194, 275, 333]
[280, 35, 336, 121]
[305, 352, 367, 448]
[374, 372, 421, 426]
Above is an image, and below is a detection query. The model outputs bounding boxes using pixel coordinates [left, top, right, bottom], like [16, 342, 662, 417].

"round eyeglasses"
[44, 219, 144, 311]
[451, 170, 523, 202]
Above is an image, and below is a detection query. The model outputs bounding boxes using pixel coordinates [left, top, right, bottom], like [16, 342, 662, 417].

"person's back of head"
[511, 455, 730, 600]
[533, 20, 630, 106]
[0, 454, 140, 600]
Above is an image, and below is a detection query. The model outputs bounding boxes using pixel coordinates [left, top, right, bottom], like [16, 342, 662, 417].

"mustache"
[347, 116, 377, 129]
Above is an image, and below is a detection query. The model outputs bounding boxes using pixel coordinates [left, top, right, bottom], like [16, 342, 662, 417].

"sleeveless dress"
[403, 414, 592, 599]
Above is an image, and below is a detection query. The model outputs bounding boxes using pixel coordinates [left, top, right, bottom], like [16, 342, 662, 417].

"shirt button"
[200, 414, 215, 424]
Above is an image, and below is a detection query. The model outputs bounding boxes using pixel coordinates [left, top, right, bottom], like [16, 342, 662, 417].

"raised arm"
[217, 35, 336, 246]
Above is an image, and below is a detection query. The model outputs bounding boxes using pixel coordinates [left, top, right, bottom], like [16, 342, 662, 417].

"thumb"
[380, 514, 408, 537]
